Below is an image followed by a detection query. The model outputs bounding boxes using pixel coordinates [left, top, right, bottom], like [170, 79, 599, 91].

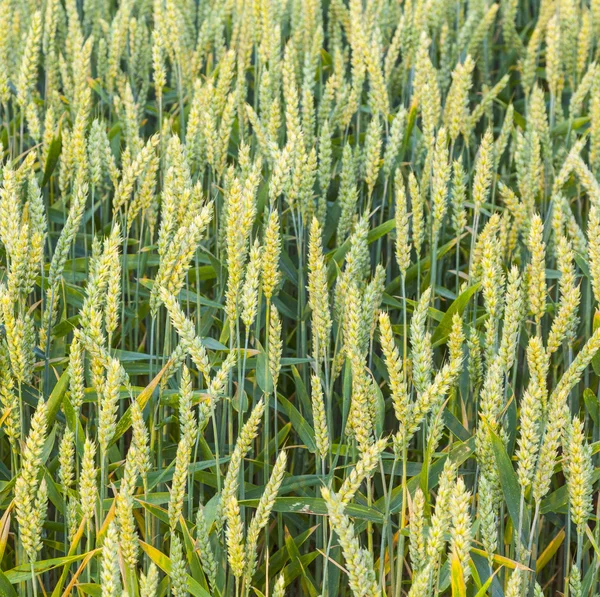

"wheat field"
[0, 0, 599, 596]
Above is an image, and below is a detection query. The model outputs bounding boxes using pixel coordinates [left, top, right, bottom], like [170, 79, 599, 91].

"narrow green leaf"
[432, 283, 480, 346]
[583, 388, 599, 425]
[256, 345, 273, 394]
[489, 429, 530, 545]
[239, 497, 384, 523]
[110, 362, 169, 447]
[46, 369, 69, 426]
[274, 394, 316, 453]
[5, 553, 88, 583]
[140, 541, 212, 597]
[0, 570, 16, 596]
[42, 133, 62, 187]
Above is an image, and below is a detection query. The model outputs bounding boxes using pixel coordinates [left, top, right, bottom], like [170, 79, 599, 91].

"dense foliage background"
[0, 0, 599, 596]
